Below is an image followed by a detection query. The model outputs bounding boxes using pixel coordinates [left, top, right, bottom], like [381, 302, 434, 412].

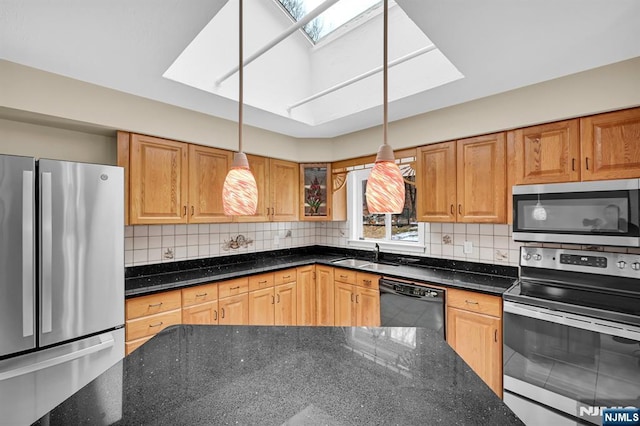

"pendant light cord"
[383, 0, 388, 146]
[238, 0, 244, 154]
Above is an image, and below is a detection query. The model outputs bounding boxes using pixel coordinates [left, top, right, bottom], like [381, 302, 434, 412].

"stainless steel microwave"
[512, 179, 640, 246]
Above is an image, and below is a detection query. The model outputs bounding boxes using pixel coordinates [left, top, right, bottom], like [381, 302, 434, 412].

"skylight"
[277, 0, 382, 43]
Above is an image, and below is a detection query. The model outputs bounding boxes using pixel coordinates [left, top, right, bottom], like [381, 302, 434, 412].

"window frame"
[347, 168, 425, 253]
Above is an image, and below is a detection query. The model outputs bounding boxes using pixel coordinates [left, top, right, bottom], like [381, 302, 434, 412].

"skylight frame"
[273, 0, 385, 46]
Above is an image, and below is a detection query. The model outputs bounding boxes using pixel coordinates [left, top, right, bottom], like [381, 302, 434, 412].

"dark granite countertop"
[35, 325, 523, 425]
[125, 246, 518, 298]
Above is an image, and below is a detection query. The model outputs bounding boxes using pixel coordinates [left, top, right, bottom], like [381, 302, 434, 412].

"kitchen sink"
[359, 262, 398, 271]
[331, 258, 398, 270]
[331, 258, 372, 268]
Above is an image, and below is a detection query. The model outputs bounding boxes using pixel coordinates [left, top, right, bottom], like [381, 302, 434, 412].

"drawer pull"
[282, 275, 291, 279]
[259, 280, 268, 284]
[362, 279, 372, 285]
[465, 300, 479, 305]
[340, 275, 348, 279]
[196, 293, 208, 297]
[229, 286, 241, 290]
[149, 322, 164, 328]
[148, 302, 163, 308]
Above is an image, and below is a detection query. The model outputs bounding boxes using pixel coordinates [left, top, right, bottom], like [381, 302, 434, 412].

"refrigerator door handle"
[22, 171, 35, 337]
[0, 335, 115, 381]
[41, 172, 53, 334]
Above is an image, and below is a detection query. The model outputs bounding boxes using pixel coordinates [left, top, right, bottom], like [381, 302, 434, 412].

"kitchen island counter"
[35, 325, 523, 425]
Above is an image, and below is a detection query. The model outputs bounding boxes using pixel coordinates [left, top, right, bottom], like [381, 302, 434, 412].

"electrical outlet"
[463, 241, 473, 254]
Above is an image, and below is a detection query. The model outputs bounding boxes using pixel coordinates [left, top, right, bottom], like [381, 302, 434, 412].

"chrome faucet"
[374, 243, 380, 263]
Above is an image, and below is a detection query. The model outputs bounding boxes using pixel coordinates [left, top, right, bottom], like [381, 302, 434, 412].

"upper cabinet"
[300, 163, 331, 221]
[129, 134, 189, 224]
[416, 134, 506, 223]
[416, 142, 457, 222]
[270, 159, 299, 222]
[510, 119, 580, 184]
[457, 133, 507, 223]
[188, 144, 233, 223]
[581, 108, 640, 181]
[119, 134, 301, 224]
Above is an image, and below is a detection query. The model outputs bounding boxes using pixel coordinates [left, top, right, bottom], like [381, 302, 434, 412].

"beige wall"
[332, 57, 640, 160]
[1, 57, 640, 163]
[0, 118, 116, 164]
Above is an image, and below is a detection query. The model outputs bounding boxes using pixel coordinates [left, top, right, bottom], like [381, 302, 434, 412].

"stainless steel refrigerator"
[0, 154, 125, 424]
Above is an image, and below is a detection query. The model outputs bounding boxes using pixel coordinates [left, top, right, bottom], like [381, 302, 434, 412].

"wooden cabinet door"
[447, 307, 502, 397]
[457, 133, 506, 223]
[416, 142, 457, 222]
[316, 265, 335, 326]
[129, 134, 188, 224]
[274, 283, 297, 325]
[270, 159, 299, 222]
[182, 301, 218, 325]
[236, 154, 271, 223]
[219, 294, 249, 325]
[300, 164, 332, 221]
[188, 144, 233, 223]
[296, 266, 316, 326]
[512, 120, 580, 184]
[356, 287, 380, 327]
[581, 108, 640, 181]
[334, 282, 355, 326]
[248, 288, 275, 325]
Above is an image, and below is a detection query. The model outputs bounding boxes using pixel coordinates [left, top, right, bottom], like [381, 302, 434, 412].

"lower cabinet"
[446, 288, 503, 397]
[296, 266, 316, 326]
[124, 266, 382, 355]
[183, 301, 219, 325]
[219, 293, 249, 325]
[274, 283, 296, 326]
[316, 265, 335, 326]
[334, 271, 381, 327]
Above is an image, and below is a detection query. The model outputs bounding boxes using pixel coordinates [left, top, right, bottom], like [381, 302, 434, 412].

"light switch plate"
[463, 241, 473, 254]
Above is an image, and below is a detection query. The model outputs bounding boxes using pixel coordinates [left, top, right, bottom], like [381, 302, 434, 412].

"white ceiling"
[1, 0, 639, 138]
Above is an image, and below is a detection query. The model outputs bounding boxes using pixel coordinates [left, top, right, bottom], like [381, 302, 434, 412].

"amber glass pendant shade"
[223, 152, 258, 216]
[366, 144, 405, 214]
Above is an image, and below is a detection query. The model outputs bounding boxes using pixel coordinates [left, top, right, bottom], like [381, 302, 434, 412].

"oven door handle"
[504, 301, 640, 341]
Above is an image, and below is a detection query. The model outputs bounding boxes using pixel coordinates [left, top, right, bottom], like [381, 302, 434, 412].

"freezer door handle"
[41, 172, 53, 334]
[22, 171, 34, 337]
[0, 335, 115, 381]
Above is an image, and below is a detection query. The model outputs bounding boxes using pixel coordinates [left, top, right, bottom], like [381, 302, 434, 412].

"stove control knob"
[523, 253, 532, 261]
[532, 254, 542, 261]
[631, 262, 640, 271]
[616, 260, 627, 269]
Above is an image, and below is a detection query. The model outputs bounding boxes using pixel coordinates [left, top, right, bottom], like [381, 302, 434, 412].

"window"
[348, 168, 424, 250]
[276, 0, 382, 43]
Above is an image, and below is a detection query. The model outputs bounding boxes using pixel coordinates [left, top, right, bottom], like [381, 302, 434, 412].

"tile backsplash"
[126, 221, 636, 267]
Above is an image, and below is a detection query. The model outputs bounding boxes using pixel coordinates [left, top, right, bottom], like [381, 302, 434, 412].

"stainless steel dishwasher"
[379, 278, 445, 337]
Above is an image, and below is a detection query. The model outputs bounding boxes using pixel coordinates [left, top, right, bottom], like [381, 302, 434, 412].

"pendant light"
[365, 0, 405, 214]
[223, 0, 258, 216]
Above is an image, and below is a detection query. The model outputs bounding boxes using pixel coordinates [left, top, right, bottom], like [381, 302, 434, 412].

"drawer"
[182, 283, 218, 307]
[356, 272, 380, 290]
[446, 288, 502, 318]
[125, 309, 182, 341]
[125, 336, 152, 355]
[218, 277, 249, 299]
[334, 268, 357, 285]
[249, 273, 275, 292]
[126, 290, 182, 320]
[273, 269, 297, 286]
